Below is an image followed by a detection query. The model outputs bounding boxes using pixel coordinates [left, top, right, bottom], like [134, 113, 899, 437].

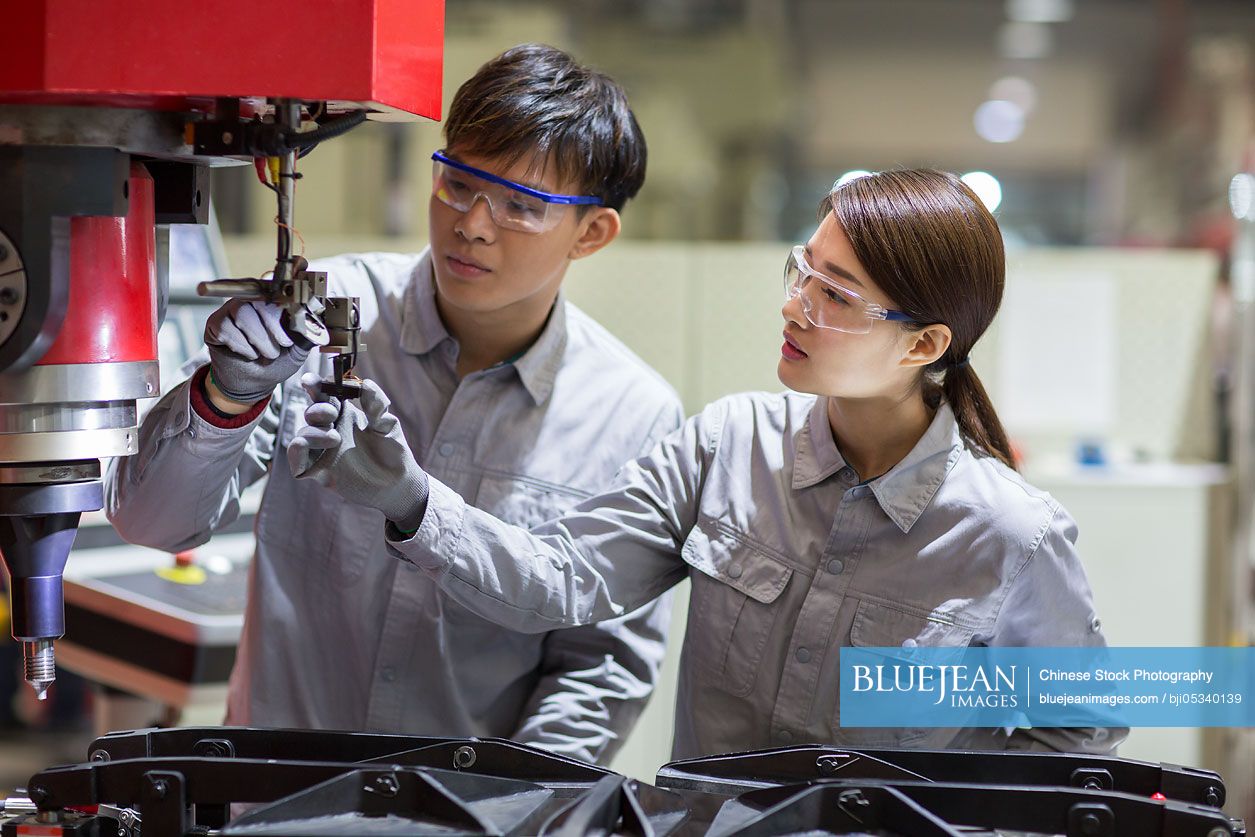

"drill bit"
[23, 639, 55, 700]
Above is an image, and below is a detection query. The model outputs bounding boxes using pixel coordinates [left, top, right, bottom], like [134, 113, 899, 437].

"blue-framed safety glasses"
[431, 150, 602, 234]
[784, 245, 915, 333]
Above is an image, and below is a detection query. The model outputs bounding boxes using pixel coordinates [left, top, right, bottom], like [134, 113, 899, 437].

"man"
[106, 44, 682, 764]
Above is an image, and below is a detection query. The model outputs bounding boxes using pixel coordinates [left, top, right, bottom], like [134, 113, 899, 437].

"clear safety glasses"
[783, 245, 915, 334]
[430, 150, 602, 234]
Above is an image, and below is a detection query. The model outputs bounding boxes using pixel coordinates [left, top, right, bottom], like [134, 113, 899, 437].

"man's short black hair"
[444, 43, 646, 211]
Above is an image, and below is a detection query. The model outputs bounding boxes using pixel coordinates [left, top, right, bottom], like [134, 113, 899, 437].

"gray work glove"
[287, 373, 430, 532]
[205, 299, 310, 402]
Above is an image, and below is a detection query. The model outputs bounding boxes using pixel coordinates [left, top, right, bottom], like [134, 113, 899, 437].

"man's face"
[428, 147, 599, 320]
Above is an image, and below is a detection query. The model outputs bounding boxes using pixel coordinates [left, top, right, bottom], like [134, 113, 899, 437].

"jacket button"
[1089, 616, 1102, 633]
[438, 443, 454, 457]
[826, 559, 844, 574]
[777, 729, 792, 744]
[726, 564, 743, 579]
[901, 638, 918, 649]
[380, 666, 397, 682]
[795, 647, 811, 663]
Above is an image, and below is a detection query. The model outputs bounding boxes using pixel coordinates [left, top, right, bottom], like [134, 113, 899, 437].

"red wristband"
[189, 365, 271, 429]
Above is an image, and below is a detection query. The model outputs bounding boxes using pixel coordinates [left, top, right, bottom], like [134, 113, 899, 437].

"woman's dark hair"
[444, 44, 646, 211]
[823, 169, 1016, 470]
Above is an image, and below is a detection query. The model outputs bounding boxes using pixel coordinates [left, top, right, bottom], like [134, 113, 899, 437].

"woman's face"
[777, 213, 922, 400]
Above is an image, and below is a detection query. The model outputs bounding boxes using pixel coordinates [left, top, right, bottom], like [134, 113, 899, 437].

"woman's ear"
[568, 208, 621, 260]
[901, 324, 952, 369]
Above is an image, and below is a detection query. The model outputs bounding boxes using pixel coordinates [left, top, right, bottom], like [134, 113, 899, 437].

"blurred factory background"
[214, 0, 1254, 249]
[3, 0, 1255, 823]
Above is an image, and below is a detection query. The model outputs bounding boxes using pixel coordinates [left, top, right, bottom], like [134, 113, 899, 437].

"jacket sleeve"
[104, 355, 283, 553]
[508, 400, 685, 765]
[991, 505, 1129, 755]
[387, 401, 727, 634]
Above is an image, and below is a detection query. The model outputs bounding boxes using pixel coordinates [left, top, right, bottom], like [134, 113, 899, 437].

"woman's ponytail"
[941, 360, 1017, 471]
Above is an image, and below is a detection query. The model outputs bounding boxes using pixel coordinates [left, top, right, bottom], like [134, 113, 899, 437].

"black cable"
[286, 110, 368, 149]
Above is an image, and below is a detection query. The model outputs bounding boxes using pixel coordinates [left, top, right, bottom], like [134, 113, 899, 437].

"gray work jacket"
[106, 249, 683, 764]
[390, 392, 1126, 760]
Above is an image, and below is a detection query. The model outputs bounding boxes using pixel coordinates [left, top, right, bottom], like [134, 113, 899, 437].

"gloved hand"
[287, 373, 430, 532]
[205, 299, 310, 402]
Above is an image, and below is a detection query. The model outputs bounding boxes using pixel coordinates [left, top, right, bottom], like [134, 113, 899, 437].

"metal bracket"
[140, 770, 187, 837]
[1068, 801, 1115, 837]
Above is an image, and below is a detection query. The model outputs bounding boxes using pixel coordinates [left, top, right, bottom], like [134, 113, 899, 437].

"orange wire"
[273, 218, 306, 259]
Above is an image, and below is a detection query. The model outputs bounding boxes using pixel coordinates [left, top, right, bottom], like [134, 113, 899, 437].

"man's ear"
[568, 207, 621, 260]
[901, 324, 953, 369]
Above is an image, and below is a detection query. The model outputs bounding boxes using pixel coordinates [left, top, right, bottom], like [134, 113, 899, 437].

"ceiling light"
[974, 100, 1025, 144]
[835, 170, 873, 188]
[962, 171, 1003, 212]
[989, 76, 1038, 114]
[1006, 0, 1074, 23]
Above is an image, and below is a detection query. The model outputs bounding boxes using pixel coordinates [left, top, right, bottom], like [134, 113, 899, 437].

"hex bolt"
[1205, 787, 1221, 807]
[816, 755, 850, 777]
[1079, 812, 1102, 836]
[27, 785, 49, 806]
[90, 749, 110, 762]
[453, 745, 477, 769]
[0, 287, 19, 305]
[193, 740, 233, 758]
[148, 778, 167, 800]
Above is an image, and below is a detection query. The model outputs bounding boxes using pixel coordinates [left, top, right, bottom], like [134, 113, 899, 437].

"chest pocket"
[682, 519, 792, 697]
[262, 382, 380, 591]
[473, 473, 587, 528]
[837, 599, 977, 747]
[849, 600, 977, 649]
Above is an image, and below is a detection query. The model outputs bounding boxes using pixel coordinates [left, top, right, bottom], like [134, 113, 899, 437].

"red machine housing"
[0, 0, 444, 120]
[39, 163, 158, 367]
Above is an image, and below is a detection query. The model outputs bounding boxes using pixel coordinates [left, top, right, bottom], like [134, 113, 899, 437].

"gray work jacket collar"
[400, 249, 568, 405]
[793, 397, 964, 534]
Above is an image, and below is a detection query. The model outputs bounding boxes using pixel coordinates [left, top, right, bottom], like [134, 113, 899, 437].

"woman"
[292, 169, 1121, 759]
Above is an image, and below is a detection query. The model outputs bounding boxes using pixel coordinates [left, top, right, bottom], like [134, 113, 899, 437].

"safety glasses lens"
[431, 161, 554, 234]
[783, 249, 872, 333]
